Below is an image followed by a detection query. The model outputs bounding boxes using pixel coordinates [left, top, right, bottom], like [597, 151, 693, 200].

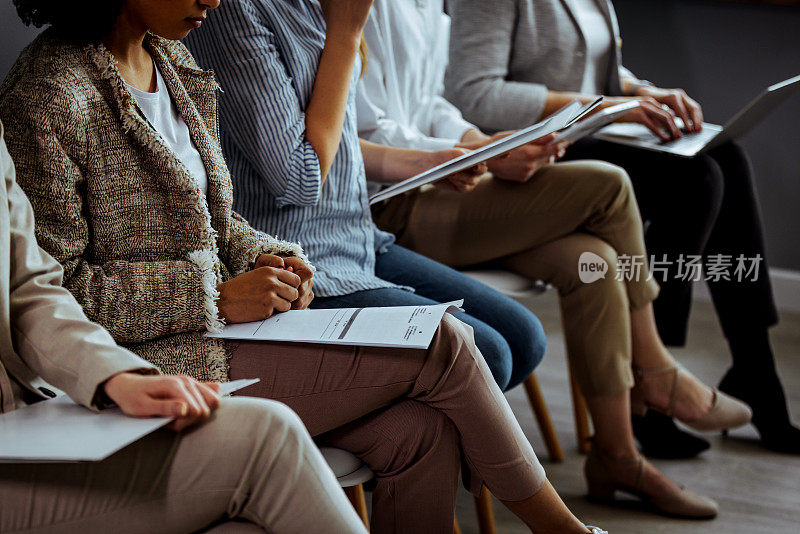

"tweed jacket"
[0, 122, 156, 415]
[0, 30, 309, 381]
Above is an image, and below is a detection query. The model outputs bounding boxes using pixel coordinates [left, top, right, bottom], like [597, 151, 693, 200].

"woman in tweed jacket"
[0, 32, 310, 381]
[0, 1, 610, 532]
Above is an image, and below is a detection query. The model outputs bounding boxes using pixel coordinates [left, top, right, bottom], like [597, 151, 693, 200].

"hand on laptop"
[604, 96, 683, 141]
[103, 373, 222, 431]
[632, 86, 704, 134]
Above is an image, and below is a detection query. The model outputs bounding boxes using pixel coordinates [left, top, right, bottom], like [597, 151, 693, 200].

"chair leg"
[473, 485, 498, 534]
[453, 516, 462, 534]
[523, 373, 565, 462]
[569, 371, 592, 454]
[344, 484, 370, 529]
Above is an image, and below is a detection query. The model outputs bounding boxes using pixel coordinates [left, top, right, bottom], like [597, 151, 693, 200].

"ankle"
[593, 441, 639, 461]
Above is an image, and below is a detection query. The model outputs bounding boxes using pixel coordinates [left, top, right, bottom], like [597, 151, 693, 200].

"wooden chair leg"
[523, 373, 565, 462]
[473, 485, 498, 534]
[453, 516, 462, 534]
[344, 484, 369, 529]
[569, 371, 592, 454]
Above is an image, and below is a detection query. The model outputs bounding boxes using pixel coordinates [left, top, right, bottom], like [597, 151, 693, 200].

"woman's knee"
[569, 160, 633, 197]
[361, 402, 460, 477]
[436, 314, 513, 390]
[219, 397, 308, 446]
[499, 305, 547, 388]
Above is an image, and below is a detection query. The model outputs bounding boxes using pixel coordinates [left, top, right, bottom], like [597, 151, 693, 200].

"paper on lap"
[368, 98, 602, 205]
[0, 378, 259, 463]
[206, 300, 465, 350]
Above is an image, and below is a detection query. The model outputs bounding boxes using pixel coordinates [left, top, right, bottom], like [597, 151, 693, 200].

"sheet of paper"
[368, 98, 601, 205]
[0, 378, 259, 463]
[549, 101, 640, 145]
[207, 300, 465, 350]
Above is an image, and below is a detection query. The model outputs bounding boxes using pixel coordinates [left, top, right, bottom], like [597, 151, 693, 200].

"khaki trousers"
[372, 161, 660, 397]
[0, 398, 367, 534]
[227, 315, 546, 534]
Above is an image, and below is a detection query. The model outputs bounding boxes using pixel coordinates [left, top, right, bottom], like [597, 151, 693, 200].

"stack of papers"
[549, 101, 640, 145]
[369, 98, 602, 205]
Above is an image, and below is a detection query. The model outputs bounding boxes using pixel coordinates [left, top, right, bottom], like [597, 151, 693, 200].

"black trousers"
[564, 139, 778, 346]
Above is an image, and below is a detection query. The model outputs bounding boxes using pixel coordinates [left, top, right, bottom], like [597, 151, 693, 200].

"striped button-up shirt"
[185, 0, 398, 297]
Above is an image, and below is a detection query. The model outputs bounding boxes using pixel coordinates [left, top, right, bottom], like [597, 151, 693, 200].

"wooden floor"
[452, 291, 800, 534]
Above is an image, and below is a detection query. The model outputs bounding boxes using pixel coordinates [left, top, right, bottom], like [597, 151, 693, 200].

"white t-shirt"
[569, 0, 613, 95]
[127, 65, 209, 196]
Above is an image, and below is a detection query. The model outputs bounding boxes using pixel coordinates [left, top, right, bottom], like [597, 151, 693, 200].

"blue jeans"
[311, 245, 546, 391]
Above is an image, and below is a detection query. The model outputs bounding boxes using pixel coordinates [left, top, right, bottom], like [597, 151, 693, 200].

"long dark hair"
[13, 0, 126, 45]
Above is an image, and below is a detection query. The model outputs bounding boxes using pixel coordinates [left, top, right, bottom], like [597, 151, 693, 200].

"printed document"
[206, 300, 465, 350]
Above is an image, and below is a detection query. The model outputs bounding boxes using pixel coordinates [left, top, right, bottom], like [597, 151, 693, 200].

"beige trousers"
[372, 161, 660, 397]
[0, 398, 367, 534]
[227, 315, 546, 534]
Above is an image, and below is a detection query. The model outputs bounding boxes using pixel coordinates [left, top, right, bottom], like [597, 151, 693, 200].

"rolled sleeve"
[184, 0, 322, 207]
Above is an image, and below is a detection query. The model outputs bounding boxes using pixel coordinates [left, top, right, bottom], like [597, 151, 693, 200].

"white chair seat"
[461, 269, 549, 298]
[319, 447, 374, 488]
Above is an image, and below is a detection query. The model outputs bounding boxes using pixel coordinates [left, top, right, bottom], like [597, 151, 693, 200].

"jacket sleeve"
[445, 0, 550, 131]
[222, 210, 313, 277]
[2, 130, 158, 410]
[0, 78, 223, 343]
[185, 0, 322, 208]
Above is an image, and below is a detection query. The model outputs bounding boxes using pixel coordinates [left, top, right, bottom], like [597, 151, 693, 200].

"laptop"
[593, 74, 800, 158]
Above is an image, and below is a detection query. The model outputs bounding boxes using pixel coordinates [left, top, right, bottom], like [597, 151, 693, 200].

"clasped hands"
[216, 254, 314, 324]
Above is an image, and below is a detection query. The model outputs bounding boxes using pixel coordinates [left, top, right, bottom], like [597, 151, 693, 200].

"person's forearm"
[305, 35, 361, 182]
[359, 139, 426, 182]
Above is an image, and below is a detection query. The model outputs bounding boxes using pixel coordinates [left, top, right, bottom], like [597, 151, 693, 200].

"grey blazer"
[0, 123, 155, 414]
[445, 0, 644, 132]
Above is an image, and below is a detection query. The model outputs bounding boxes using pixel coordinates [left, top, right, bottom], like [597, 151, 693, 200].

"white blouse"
[569, 0, 614, 95]
[127, 65, 209, 196]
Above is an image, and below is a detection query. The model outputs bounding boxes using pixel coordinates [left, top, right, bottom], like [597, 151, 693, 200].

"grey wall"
[1, 0, 799, 268]
[0, 3, 41, 77]
[613, 0, 800, 271]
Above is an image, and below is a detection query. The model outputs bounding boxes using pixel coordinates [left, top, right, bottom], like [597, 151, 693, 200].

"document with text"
[206, 300, 465, 350]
